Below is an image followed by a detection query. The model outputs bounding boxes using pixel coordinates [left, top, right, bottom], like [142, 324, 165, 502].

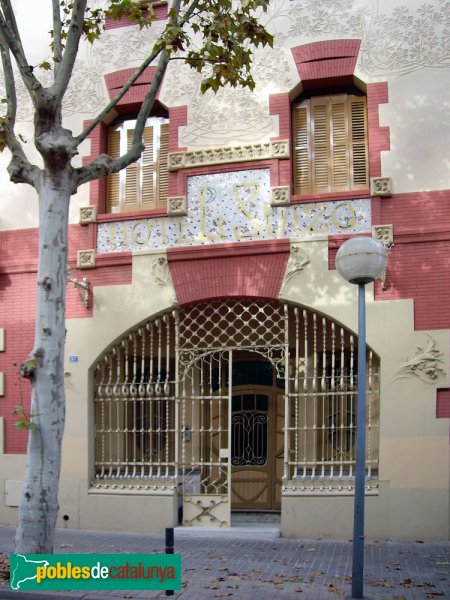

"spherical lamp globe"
[335, 236, 387, 285]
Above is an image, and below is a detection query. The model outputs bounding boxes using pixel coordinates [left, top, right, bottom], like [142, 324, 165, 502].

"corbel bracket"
[67, 268, 90, 308]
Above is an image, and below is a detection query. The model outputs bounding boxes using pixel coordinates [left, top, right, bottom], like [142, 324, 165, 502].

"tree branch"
[51, 0, 88, 102]
[0, 34, 40, 188]
[132, 48, 169, 147]
[76, 0, 194, 145]
[0, 40, 16, 123]
[0, 0, 42, 99]
[52, 0, 63, 78]
[0, 121, 41, 188]
[75, 48, 170, 189]
[178, 0, 202, 27]
[75, 45, 163, 145]
[73, 143, 144, 188]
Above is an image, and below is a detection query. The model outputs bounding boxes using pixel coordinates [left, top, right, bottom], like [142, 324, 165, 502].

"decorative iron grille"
[92, 300, 380, 493]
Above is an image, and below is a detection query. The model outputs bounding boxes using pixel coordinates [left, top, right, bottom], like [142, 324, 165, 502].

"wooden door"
[230, 389, 282, 510]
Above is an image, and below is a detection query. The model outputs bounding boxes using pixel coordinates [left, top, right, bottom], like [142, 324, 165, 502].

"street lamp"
[335, 236, 387, 600]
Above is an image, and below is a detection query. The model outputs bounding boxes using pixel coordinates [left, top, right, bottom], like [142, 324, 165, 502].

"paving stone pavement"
[0, 525, 449, 600]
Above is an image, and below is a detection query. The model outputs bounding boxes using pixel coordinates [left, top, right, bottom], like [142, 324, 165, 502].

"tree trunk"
[14, 173, 71, 554]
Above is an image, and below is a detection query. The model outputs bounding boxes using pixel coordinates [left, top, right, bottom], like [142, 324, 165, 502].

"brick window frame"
[269, 40, 390, 205]
[83, 67, 187, 221]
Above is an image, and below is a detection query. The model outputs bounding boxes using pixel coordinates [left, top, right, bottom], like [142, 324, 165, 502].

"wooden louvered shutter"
[293, 94, 368, 195]
[124, 128, 140, 212]
[157, 122, 169, 209]
[311, 98, 330, 193]
[330, 97, 350, 190]
[293, 105, 310, 194]
[141, 125, 156, 210]
[106, 129, 121, 213]
[106, 118, 170, 213]
[349, 97, 368, 188]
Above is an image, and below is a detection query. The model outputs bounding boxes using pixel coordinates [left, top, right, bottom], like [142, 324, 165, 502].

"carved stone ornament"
[370, 177, 393, 197]
[167, 196, 187, 216]
[151, 256, 172, 288]
[372, 225, 393, 290]
[396, 335, 447, 385]
[282, 244, 310, 285]
[77, 249, 96, 270]
[79, 205, 97, 225]
[271, 186, 290, 207]
[168, 140, 289, 171]
[372, 225, 394, 249]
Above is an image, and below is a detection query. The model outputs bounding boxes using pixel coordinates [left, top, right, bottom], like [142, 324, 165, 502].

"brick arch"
[104, 67, 160, 110]
[167, 240, 291, 306]
[291, 39, 361, 90]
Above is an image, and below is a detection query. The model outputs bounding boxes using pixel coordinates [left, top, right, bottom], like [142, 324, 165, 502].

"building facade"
[0, 0, 449, 540]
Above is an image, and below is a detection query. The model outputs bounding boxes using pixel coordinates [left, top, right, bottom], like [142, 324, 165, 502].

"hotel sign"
[97, 169, 371, 254]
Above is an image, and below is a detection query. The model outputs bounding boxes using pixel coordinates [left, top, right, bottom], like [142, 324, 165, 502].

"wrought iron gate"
[93, 299, 380, 527]
[177, 301, 286, 526]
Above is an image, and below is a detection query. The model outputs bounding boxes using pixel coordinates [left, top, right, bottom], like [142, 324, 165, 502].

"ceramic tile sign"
[97, 169, 371, 253]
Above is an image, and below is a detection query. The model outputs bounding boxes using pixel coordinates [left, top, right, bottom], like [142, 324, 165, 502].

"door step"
[174, 523, 280, 540]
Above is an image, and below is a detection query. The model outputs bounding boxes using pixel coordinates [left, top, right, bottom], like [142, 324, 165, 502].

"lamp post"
[335, 236, 387, 600]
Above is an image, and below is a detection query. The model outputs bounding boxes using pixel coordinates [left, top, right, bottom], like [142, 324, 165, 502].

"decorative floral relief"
[370, 177, 393, 197]
[268, 0, 450, 78]
[79, 206, 97, 225]
[77, 249, 96, 269]
[167, 196, 187, 216]
[372, 224, 393, 249]
[2, 0, 448, 141]
[271, 186, 290, 206]
[151, 256, 172, 288]
[396, 335, 447, 385]
[282, 244, 310, 285]
[168, 141, 289, 170]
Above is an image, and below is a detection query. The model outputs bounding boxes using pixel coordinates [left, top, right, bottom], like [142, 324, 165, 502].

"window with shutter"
[293, 94, 368, 195]
[106, 116, 169, 213]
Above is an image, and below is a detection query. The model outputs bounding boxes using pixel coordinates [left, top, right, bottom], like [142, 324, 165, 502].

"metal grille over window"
[92, 300, 380, 502]
[94, 313, 177, 482]
[284, 306, 380, 488]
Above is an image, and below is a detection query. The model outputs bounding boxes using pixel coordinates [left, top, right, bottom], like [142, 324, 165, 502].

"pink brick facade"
[168, 240, 291, 306]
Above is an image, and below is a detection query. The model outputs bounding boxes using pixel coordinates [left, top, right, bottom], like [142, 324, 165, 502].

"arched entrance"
[93, 299, 380, 528]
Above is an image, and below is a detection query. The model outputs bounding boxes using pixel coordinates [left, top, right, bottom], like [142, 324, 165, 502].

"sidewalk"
[0, 525, 449, 599]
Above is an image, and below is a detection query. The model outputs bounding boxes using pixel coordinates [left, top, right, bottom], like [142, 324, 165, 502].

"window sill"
[291, 189, 371, 205]
[97, 208, 168, 223]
